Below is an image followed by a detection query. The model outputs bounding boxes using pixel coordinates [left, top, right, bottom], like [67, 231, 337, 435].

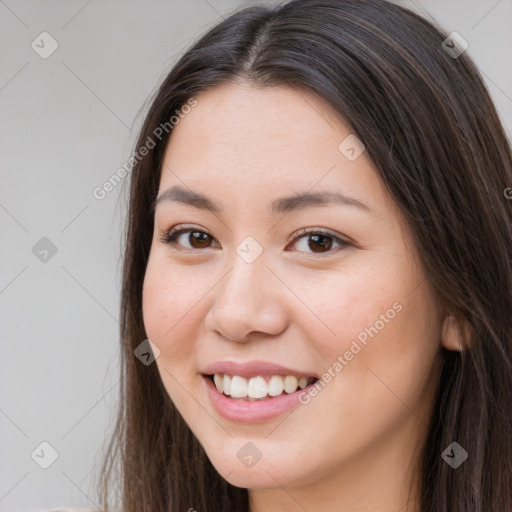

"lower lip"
[203, 375, 314, 423]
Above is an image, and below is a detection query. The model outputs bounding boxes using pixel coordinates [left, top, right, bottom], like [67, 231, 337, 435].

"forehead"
[158, 81, 397, 224]
[168, 81, 343, 154]
[165, 84, 361, 174]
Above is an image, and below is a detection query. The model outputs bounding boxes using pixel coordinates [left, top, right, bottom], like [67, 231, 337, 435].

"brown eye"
[301, 233, 334, 253]
[160, 225, 350, 255]
[287, 228, 350, 255]
[185, 231, 214, 249]
[160, 227, 218, 249]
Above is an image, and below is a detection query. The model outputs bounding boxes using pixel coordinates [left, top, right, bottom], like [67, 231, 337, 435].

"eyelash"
[158, 224, 351, 255]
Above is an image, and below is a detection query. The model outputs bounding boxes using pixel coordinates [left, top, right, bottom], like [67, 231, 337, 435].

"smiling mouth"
[206, 373, 319, 401]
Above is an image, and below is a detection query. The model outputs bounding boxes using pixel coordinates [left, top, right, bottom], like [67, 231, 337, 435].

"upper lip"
[200, 360, 319, 379]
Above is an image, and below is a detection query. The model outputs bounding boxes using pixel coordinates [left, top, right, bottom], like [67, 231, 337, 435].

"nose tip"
[204, 260, 288, 343]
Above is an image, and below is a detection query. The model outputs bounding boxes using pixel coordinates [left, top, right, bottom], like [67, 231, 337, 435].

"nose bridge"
[205, 244, 287, 341]
[218, 247, 273, 314]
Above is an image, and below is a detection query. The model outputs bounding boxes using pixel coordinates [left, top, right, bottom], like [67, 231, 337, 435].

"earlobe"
[441, 313, 473, 352]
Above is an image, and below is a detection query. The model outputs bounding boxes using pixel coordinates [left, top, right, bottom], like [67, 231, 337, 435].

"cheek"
[141, 256, 210, 418]
[142, 255, 203, 364]
[317, 275, 440, 427]
[290, 264, 400, 358]
[293, 259, 438, 395]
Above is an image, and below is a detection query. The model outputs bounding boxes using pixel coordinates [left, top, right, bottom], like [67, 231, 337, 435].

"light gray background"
[1, 0, 511, 510]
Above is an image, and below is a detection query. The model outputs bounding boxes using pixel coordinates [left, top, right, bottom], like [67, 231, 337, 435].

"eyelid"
[159, 223, 351, 253]
[285, 227, 351, 254]
[158, 223, 216, 247]
[286, 226, 346, 244]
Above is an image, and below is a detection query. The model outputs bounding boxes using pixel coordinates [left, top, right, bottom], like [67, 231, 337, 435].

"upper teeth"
[212, 373, 314, 399]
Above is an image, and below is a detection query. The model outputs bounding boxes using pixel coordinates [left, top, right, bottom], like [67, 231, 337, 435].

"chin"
[219, 463, 296, 489]
[202, 444, 311, 490]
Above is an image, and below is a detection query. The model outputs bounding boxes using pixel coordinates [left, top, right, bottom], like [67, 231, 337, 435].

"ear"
[441, 313, 473, 352]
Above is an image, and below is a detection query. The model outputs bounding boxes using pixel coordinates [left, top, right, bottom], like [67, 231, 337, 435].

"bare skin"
[142, 80, 466, 512]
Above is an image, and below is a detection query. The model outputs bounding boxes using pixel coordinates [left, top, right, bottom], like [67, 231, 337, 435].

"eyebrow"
[152, 185, 373, 216]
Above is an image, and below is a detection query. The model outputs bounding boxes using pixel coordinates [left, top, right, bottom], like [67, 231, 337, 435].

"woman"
[97, 0, 512, 510]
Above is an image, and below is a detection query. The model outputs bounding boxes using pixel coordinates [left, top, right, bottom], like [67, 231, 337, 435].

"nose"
[204, 252, 288, 343]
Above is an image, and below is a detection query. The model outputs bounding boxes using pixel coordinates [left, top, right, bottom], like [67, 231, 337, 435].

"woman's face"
[142, 81, 444, 495]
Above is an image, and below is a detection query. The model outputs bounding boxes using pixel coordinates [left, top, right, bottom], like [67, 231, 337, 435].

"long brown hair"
[96, 1, 512, 510]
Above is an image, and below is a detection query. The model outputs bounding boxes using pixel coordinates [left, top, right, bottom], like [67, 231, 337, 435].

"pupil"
[186, 232, 333, 251]
[191, 232, 210, 248]
[310, 234, 332, 252]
